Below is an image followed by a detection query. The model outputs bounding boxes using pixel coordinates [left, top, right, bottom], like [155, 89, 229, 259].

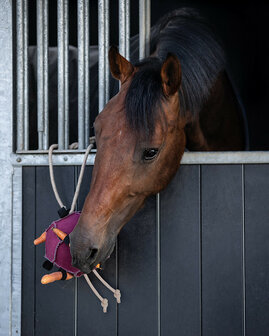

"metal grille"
[15, 0, 151, 153]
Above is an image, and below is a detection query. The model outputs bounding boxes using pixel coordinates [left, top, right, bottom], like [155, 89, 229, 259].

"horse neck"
[185, 70, 246, 151]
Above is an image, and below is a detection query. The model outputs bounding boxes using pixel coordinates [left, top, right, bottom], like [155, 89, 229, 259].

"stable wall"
[21, 163, 269, 336]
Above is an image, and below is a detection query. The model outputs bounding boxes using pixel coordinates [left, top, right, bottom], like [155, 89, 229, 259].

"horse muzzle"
[70, 229, 116, 273]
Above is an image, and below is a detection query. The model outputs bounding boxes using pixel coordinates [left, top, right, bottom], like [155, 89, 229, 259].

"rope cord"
[93, 269, 121, 303]
[84, 274, 108, 313]
[48, 138, 121, 312]
[70, 143, 93, 213]
[48, 137, 96, 212]
[48, 144, 64, 208]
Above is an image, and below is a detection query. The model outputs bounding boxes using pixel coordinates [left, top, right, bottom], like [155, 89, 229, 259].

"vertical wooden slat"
[118, 196, 158, 335]
[201, 165, 243, 336]
[245, 164, 269, 336]
[34, 166, 75, 335]
[160, 166, 201, 335]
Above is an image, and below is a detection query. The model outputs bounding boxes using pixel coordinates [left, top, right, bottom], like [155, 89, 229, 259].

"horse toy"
[34, 141, 121, 313]
[34, 212, 85, 284]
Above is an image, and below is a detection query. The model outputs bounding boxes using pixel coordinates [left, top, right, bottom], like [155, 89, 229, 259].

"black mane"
[125, 8, 225, 137]
[125, 58, 165, 137]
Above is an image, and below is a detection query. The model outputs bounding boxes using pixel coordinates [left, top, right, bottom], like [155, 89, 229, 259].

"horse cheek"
[165, 129, 186, 183]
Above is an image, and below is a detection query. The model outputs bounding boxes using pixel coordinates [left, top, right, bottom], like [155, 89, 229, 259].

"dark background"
[28, 0, 269, 150]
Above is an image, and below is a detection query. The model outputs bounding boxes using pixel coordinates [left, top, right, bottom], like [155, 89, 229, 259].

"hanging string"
[93, 269, 121, 303]
[84, 274, 108, 313]
[48, 144, 65, 209]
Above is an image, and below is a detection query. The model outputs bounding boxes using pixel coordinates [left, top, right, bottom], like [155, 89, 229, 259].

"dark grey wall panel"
[160, 165, 201, 336]
[76, 166, 117, 335]
[22, 164, 269, 336]
[245, 164, 269, 336]
[118, 196, 158, 336]
[34, 167, 76, 335]
[201, 165, 243, 336]
[22, 167, 36, 336]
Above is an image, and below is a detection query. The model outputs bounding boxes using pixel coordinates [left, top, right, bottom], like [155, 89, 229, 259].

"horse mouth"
[74, 242, 115, 274]
[77, 255, 111, 274]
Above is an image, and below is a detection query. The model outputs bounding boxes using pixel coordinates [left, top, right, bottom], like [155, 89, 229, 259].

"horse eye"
[143, 148, 159, 161]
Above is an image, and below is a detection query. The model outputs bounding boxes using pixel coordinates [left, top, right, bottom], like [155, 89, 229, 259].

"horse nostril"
[86, 248, 98, 262]
[71, 248, 98, 271]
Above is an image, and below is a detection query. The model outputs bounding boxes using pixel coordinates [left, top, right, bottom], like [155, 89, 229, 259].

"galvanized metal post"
[139, 0, 150, 60]
[58, 0, 69, 149]
[78, 0, 90, 149]
[16, 0, 29, 150]
[11, 167, 23, 336]
[98, 0, 110, 113]
[37, 0, 49, 150]
[119, 0, 130, 60]
[0, 1, 14, 335]
[118, 0, 130, 92]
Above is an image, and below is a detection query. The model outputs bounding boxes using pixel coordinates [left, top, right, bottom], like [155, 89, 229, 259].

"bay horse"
[69, 8, 248, 273]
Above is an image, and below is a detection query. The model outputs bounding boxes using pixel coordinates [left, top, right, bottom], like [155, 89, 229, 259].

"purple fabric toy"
[45, 212, 83, 277]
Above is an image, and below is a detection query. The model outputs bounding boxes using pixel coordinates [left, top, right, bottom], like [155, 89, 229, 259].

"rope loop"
[48, 140, 95, 213]
[114, 289, 121, 304]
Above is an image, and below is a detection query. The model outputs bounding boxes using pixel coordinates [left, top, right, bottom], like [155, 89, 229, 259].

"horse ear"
[161, 53, 181, 96]
[109, 46, 134, 83]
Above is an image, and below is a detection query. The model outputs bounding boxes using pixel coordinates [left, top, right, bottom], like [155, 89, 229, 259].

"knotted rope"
[48, 138, 121, 313]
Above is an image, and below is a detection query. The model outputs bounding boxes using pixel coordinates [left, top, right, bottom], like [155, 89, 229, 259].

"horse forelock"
[125, 58, 166, 139]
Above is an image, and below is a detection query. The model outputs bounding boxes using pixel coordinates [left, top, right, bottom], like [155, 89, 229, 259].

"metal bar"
[11, 167, 23, 336]
[11, 151, 269, 166]
[12, 153, 96, 166]
[104, 0, 109, 104]
[63, 1, 69, 150]
[37, 0, 49, 150]
[78, 0, 90, 149]
[17, 0, 29, 151]
[78, 0, 85, 149]
[119, 0, 130, 60]
[84, 0, 90, 147]
[125, 0, 130, 60]
[139, 0, 151, 60]
[179, 151, 269, 164]
[118, 0, 130, 91]
[58, 0, 69, 149]
[16, 1, 24, 151]
[98, 0, 109, 113]
[0, 1, 13, 334]
[23, 0, 29, 150]
[145, 0, 151, 57]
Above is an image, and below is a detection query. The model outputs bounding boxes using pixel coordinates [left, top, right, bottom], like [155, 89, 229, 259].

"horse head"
[70, 47, 186, 273]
